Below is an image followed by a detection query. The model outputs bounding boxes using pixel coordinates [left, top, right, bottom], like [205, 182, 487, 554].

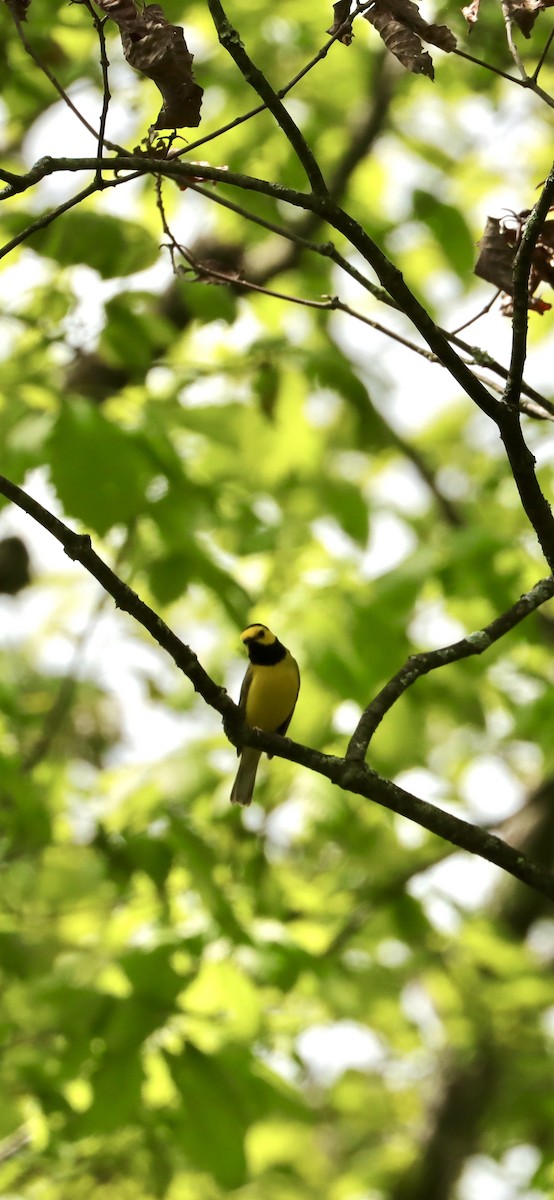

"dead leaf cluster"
[328, 0, 456, 79]
[475, 212, 554, 314]
[463, 0, 554, 37]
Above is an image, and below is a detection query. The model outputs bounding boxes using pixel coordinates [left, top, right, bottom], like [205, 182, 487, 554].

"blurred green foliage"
[1, 1, 554, 1197]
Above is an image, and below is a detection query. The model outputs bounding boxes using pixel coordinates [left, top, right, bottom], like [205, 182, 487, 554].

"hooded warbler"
[231, 623, 300, 807]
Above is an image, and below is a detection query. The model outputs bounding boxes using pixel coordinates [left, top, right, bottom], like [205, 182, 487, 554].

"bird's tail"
[230, 748, 262, 806]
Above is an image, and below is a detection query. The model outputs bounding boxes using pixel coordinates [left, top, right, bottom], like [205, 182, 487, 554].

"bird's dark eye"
[255, 629, 265, 640]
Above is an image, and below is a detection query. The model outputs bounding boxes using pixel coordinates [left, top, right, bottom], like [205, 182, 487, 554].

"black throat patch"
[247, 638, 286, 666]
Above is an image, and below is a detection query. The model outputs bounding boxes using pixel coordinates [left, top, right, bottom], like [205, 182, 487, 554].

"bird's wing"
[236, 664, 254, 756]
[275, 655, 300, 738]
[238, 664, 254, 711]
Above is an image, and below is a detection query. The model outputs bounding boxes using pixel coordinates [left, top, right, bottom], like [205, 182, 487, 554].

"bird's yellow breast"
[245, 655, 299, 732]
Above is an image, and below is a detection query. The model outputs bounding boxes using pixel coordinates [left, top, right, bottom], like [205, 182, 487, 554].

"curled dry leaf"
[383, 0, 457, 49]
[364, 0, 455, 79]
[95, 0, 203, 129]
[462, 0, 482, 27]
[366, 4, 434, 76]
[504, 0, 545, 37]
[327, 0, 354, 43]
[475, 213, 554, 315]
[475, 217, 515, 294]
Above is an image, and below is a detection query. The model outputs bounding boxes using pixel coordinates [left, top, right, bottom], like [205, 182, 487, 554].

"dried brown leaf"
[327, 0, 354, 43]
[462, 0, 482, 27]
[4, 0, 31, 18]
[476, 213, 554, 316]
[475, 217, 515, 293]
[504, 0, 544, 37]
[385, 0, 457, 48]
[95, 0, 203, 129]
[365, 2, 435, 76]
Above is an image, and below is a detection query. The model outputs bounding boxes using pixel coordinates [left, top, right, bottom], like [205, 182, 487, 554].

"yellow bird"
[231, 623, 300, 807]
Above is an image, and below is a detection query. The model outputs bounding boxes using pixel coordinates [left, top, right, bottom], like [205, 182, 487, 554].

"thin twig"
[455, 43, 554, 108]
[450, 291, 501, 335]
[452, 45, 520, 83]
[8, 5, 125, 154]
[157, 192, 464, 526]
[502, 0, 528, 79]
[0, 183, 99, 262]
[173, 248, 445, 362]
[81, 0, 112, 178]
[169, 0, 371, 162]
[347, 575, 554, 761]
[449, 329, 554, 415]
[533, 26, 554, 82]
[22, 524, 136, 773]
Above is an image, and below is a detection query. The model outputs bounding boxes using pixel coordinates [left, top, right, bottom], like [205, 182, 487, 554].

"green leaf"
[69, 1055, 143, 1135]
[101, 293, 175, 372]
[48, 400, 155, 534]
[325, 479, 369, 545]
[168, 1044, 248, 1188]
[411, 190, 475, 279]
[180, 282, 237, 324]
[1, 210, 160, 278]
[168, 1043, 307, 1188]
[148, 543, 250, 623]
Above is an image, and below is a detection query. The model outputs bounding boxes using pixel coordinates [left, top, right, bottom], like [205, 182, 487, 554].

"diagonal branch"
[0, 472, 231, 721]
[170, 3, 371, 163]
[347, 575, 554, 761]
[206, 0, 327, 196]
[498, 407, 554, 571]
[0, 182, 101, 262]
[3, 152, 552, 426]
[0, 472, 553, 901]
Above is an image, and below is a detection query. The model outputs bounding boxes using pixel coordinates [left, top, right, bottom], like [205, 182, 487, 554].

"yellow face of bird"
[240, 624, 276, 647]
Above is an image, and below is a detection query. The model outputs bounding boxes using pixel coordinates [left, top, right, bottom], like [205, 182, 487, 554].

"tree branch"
[504, 158, 554, 410]
[347, 575, 554, 760]
[323, 199, 503, 423]
[0, 182, 102, 262]
[169, 4, 367, 163]
[4, 151, 554, 571]
[1, 155, 501, 421]
[206, 0, 327, 196]
[497, 408, 554, 570]
[453, 44, 554, 108]
[0, 472, 553, 901]
[0, 472, 232, 720]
